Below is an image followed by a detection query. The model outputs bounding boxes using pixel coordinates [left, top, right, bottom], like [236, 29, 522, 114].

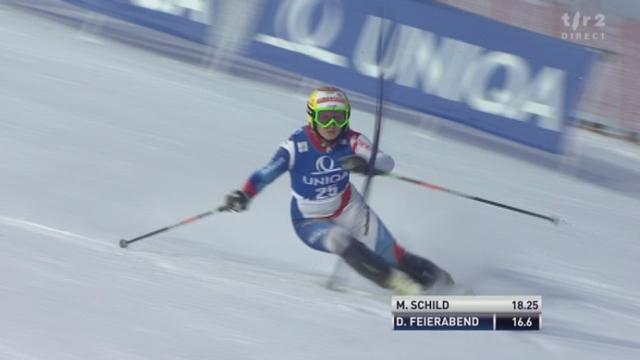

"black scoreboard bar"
[392, 296, 542, 331]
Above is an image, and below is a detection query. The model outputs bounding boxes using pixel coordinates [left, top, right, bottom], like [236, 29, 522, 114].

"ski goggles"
[312, 108, 350, 128]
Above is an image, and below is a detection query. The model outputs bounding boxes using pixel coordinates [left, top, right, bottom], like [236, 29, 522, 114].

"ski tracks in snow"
[0, 214, 392, 320]
[0, 215, 114, 253]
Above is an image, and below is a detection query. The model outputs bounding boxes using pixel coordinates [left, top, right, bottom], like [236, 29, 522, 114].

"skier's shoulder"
[278, 126, 309, 160]
[289, 126, 307, 140]
[279, 126, 304, 150]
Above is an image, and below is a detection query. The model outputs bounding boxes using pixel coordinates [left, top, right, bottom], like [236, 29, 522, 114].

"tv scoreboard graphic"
[392, 296, 542, 331]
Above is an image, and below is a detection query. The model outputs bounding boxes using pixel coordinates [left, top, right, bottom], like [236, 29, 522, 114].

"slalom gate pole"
[383, 173, 560, 224]
[119, 205, 229, 248]
[326, 8, 386, 290]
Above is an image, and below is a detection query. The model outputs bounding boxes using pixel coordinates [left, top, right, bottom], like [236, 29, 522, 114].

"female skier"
[224, 86, 453, 294]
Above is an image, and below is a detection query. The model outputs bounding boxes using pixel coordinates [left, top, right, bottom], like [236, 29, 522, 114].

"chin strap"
[312, 125, 348, 144]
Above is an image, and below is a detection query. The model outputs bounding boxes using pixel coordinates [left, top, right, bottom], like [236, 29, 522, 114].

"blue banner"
[61, 0, 211, 44]
[248, 0, 596, 153]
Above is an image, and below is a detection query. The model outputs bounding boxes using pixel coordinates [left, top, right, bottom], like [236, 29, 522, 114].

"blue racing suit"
[241, 125, 406, 267]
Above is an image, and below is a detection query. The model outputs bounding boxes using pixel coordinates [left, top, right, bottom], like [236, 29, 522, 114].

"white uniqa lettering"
[381, 24, 483, 103]
[131, 0, 209, 23]
[352, 15, 394, 77]
[302, 172, 347, 186]
[463, 51, 530, 119]
[352, 16, 566, 131]
[328, 173, 346, 182]
[504, 67, 565, 131]
[303, 176, 327, 186]
[274, 0, 343, 48]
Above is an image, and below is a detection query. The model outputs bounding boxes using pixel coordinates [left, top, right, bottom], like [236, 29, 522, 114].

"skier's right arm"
[224, 146, 290, 212]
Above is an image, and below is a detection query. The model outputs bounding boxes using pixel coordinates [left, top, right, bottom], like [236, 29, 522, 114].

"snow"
[1, 3, 639, 359]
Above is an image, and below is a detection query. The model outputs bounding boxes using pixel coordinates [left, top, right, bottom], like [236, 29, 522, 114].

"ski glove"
[339, 155, 385, 175]
[224, 190, 250, 212]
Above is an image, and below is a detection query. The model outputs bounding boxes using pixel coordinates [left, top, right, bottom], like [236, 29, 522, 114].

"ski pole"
[119, 205, 230, 248]
[383, 173, 560, 225]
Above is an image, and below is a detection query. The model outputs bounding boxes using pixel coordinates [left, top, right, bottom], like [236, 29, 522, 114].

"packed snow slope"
[1, 4, 638, 359]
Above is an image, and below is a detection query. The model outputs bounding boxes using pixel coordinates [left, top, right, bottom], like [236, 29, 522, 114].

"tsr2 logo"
[561, 11, 605, 41]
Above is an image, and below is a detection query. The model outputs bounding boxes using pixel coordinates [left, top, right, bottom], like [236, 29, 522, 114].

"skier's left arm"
[340, 132, 394, 174]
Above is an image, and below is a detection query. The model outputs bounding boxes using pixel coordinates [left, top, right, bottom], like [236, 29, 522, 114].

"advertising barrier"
[58, 0, 596, 153]
[248, 0, 597, 153]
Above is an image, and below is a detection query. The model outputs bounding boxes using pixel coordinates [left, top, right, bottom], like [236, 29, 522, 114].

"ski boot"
[399, 251, 454, 290]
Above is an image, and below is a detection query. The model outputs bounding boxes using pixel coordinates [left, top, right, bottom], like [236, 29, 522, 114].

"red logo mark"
[317, 96, 346, 104]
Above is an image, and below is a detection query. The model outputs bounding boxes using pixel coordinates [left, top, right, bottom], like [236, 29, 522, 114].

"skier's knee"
[322, 227, 354, 254]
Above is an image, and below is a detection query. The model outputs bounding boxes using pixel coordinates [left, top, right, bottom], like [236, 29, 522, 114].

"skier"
[224, 86, 453, 294]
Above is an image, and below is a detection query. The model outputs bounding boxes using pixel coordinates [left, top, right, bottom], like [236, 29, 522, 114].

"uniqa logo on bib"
[312, 156, 341, 175]
[303, 156, 348, 186]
